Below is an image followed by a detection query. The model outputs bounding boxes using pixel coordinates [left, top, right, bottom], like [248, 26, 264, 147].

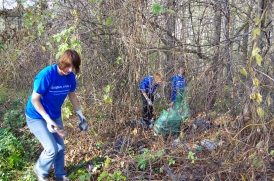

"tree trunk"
[165, 0, 176, 101]
[206, 0, 222, 110]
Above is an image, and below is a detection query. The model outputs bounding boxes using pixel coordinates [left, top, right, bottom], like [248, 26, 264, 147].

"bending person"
[139, 73, 163, 129]
[25, 49, 88, 181]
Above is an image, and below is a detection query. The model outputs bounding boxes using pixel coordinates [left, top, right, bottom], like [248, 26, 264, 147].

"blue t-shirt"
[172, 74, 185, 89]
[25, 64, 76, 119]
[139, 76, 159, 95]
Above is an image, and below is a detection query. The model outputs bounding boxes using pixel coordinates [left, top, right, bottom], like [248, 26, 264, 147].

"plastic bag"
[153, 88, 190, 135]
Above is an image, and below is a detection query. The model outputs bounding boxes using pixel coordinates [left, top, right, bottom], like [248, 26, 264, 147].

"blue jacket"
[171, 74, 185, 102]
[172, 74, 185, 89]
[139, 76, 159, 95]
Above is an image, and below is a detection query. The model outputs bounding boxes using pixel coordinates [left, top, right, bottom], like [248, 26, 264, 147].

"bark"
[165, 0, 176, 101]
[206, 0, 222, 110]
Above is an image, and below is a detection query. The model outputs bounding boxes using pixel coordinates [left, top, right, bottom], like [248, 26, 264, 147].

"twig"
[253, 68, 274, 83]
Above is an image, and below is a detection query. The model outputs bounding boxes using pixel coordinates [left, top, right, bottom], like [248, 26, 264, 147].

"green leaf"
[239, 68, 247, 77]
[46, 42, 53, 49]
[90, 127, 98, 137]
[167, 9, 175, 13]
[53, 34, 61, 42]
[252, 78, 260, 87]
[255, 54, 263, 66]
[152, 3, 164, 15]
[168, 158, 175, 166]
[41, 46, 46, 52]
[106, 97, 112, 103]
[252, 27, 261, 40]
[116, 56, 121, 64]
[16, 50, 22, 55]
[55, 51, 63, 60]
[105, 85, 111, 93]
[104, 157, 111, 168]
[70, 38, 80, 47]
[250, 93, 256, 100]
[98, 171, 108, 181]
[255, 18, 260, 26]
[256, 107, 264, 117]
[37, 22, 44, 36]
[255, 93, 262, 104]
[24, 19, 32, 28]
[58, 43, 69, 52]
[23, 12, 32, 19]
[252, 47, 260, 57]
[62, 106, 72, 119]
[105, 16, 113, 26]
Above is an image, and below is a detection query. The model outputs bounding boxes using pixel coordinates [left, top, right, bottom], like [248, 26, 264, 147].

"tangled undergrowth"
[1, 88, 274, 181]
[59, 106, 274, 181]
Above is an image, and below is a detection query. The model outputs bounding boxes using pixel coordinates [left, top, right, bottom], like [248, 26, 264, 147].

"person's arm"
[68, 92, 80, 111]
[32, 91, 48, 116]
[31, 91, 57, 132]
[69, 92, 89, 130]
[141, 90, 148, 99]
[141, 90, 153, 105]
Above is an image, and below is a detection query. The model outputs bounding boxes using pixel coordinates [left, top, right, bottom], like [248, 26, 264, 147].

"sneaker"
[33, 167, 49, 181]
[55, 176, 71, 181]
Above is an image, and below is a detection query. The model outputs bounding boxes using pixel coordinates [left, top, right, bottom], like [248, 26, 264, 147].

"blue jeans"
[26, 115, 67, 178]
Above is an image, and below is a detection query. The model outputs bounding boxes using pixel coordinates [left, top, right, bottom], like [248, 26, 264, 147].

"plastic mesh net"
[153, 88, 190, 135]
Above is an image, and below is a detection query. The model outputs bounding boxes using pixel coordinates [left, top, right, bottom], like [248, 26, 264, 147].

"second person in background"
[140, 73, 163, 129]
[171, 66, 186, 108]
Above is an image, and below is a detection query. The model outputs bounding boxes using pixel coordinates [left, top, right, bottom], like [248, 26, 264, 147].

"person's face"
[179, 68, 184, 75]
[155, 80, 162, 84]
[60, 65, 74, 75]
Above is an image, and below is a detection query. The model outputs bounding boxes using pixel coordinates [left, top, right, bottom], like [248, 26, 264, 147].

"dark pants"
[141, 93, 154, 125]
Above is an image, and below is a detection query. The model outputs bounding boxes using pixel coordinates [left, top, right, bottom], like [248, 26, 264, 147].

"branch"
[254, 68, 274, 83]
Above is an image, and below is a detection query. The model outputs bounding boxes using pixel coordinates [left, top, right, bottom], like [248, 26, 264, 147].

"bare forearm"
[31, 91, 47, 116]
[141, 90, 148, 99]
[69, 92, 80, 111]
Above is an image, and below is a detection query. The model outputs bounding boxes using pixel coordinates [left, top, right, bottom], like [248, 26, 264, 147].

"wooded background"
[1, 0, 273, 120]
[0, 0, 274, 180]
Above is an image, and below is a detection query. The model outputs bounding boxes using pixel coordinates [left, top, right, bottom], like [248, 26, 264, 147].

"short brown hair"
[57, 49, 81, 74]
[153, 73, 163, 83]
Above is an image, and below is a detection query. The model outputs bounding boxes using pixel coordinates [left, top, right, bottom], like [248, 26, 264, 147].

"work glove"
[146, 97, 153, 106]
[76, 110, 90, 131]
[156, 93, 160, 98]
[42, 114, 58, 133]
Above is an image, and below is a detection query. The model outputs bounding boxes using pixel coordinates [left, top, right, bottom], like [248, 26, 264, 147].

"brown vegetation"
[0, 0, 274, 180]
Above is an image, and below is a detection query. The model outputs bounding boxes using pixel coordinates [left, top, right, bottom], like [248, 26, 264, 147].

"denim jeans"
[26, 115, 67, 178]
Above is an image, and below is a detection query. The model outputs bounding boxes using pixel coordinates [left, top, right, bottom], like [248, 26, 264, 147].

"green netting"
[153, 88, 190, 135]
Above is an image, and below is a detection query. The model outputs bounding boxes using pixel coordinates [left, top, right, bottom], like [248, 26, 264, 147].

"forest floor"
[44, 105, 274, 181]
[1, 88, 274, 180]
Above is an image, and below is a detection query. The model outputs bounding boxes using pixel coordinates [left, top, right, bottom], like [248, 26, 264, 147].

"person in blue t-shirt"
[140, 73, 163, 129]
[171, 66, 186, 107]
[25, 50, 88, 181]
